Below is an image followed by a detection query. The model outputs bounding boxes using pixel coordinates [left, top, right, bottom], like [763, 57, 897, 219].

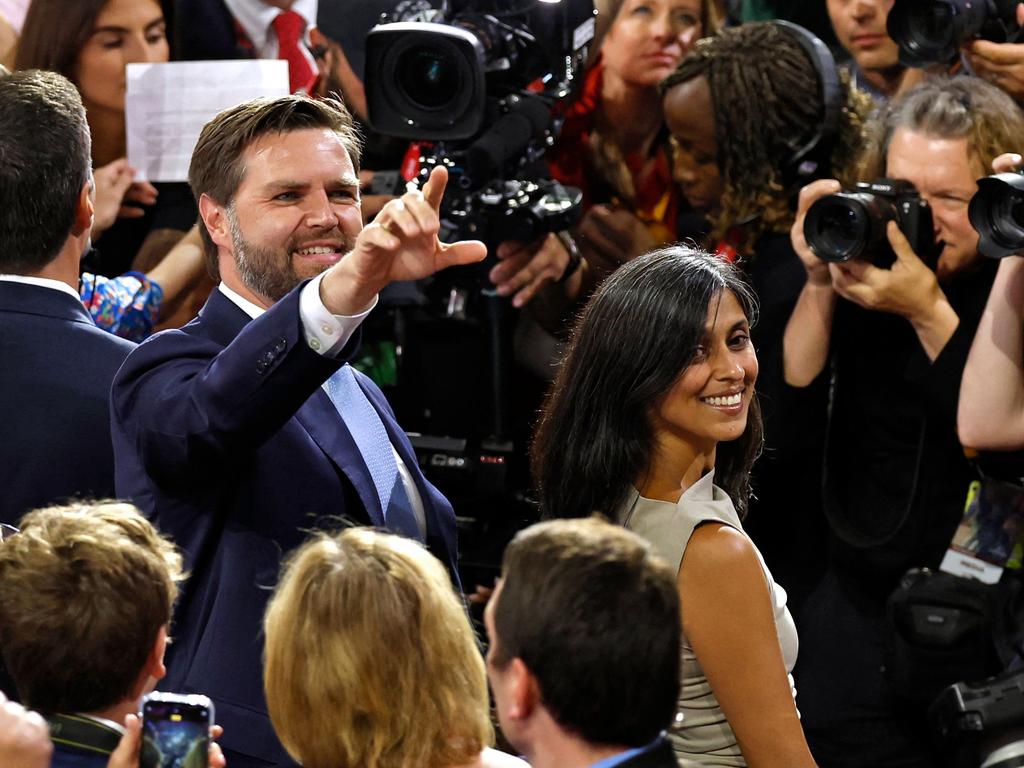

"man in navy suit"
[110, 94, 485, 767]
[0, 69, 135, 525]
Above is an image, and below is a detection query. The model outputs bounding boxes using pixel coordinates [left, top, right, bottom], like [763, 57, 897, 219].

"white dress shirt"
[0, 274, 83, 302]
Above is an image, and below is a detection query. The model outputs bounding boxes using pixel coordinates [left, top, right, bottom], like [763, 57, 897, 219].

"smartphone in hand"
[140, 692, 213, 768]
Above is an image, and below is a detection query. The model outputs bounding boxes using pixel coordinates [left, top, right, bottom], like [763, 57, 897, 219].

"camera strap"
[821, 359, 928, 548]
[46, 713, 121, 756]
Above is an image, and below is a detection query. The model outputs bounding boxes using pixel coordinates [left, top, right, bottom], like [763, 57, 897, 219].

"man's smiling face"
[221, 127, 363, 305]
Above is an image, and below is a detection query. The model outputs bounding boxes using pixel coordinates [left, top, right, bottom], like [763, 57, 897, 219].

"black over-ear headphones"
[771, 20, 844, 192]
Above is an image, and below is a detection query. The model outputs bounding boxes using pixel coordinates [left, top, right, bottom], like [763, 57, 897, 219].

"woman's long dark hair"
[531, 246, 763, 520]
[15, 0, 111, 78]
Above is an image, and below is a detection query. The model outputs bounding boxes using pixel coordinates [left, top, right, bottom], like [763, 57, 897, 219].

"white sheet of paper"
[126, 60, 290, 182]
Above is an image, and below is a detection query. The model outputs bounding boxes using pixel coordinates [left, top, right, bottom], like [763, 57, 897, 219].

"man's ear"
[129, 625, 169, 703]
[72, 181, 94, 237]
[198, 193, 233, 254]
[508, 658, 541, 721]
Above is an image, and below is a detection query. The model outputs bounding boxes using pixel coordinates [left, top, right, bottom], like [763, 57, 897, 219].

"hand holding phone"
[140, 692, 214, 768]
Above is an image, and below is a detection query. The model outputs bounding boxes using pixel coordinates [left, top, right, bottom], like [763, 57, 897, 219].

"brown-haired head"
[490, 517, 680, 748]
[14, 0, 109, 78]
[264, 528, 491, 768]
[187, 94, 362, 279]
[0, 501, 184, 714]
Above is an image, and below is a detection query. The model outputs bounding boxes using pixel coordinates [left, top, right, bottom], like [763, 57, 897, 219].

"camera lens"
[804, 195, 875, 262]
[887, 0, 986, 66]
[994, 190, 1024, 238]
[396, 45, 459, 111]
[970, 172, 1024, 259]
[905, 1, 955, 49]
[815, 203, 863, 258]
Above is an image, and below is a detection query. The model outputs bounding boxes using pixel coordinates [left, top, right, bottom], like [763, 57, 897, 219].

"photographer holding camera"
[964, 3, 1024, 100]
[959, 151, 1024, 451]
[785, 76, 1024, 766]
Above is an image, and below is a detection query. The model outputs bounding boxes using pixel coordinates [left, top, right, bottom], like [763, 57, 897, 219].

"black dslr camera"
[364, 0, 595, 244]
[804, 179, 940, 267]
[969, 170, 1024, 259]
[887, 0, 1021, 67]
[930, 669, 1024, 768]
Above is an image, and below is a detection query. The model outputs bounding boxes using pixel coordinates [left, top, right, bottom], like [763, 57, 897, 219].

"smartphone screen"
[142, 697, 211, 768]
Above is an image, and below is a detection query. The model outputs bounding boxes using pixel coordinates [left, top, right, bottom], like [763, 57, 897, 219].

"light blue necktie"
[325, 366, 422, 540]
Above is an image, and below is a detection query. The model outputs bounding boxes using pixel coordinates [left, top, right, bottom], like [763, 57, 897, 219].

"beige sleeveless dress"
[617, 471, 799, 767]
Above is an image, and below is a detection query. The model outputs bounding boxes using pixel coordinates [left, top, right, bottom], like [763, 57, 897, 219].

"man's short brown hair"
[0, 502, 184, 714]
[492, 517, 680, 748]
[187, 94, 362, 278]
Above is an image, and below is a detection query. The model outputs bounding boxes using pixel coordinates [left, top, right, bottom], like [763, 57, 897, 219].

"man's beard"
[227, 208, 345, 303]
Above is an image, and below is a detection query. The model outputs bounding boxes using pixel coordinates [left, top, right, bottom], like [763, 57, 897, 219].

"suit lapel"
[195, 290, 386, 526]
[294, 390, 386, 527]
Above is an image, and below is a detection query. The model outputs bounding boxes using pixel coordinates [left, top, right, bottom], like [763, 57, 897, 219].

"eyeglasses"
[0, 524, 19, 542]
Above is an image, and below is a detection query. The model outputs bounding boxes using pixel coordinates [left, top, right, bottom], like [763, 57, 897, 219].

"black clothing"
[797, 258, 1001, 767]
[824, 261, 998, 590]
[742, 233, 830, 616]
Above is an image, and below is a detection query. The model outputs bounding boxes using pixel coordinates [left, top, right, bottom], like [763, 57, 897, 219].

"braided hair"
[661, 22, 872, 251]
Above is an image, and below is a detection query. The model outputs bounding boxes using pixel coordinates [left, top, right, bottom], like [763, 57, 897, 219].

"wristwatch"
[555, 230, 583, 284]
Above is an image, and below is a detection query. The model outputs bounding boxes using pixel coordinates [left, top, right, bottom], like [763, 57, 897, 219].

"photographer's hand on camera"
[577, 205, 658, 274]
[965, 4, 1024, 99]
[320, 166, 487, 315]
[784, 179, 842, 387]
[491, 233, 578, 309]
[831, 221, 960, 360]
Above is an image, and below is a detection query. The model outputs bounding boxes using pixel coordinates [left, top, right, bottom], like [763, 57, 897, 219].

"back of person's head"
[0, 69, 91, 274]
[859, 75, 1024, 180]
[263, 528, 491, 768]
[0, 502, 183, 715]
[188, 94, 362, 278]
[489, 517, 680, 748]
[532, 245, 762, 521]
[14, 0, 109, 77]
[661, 21, 872, 246]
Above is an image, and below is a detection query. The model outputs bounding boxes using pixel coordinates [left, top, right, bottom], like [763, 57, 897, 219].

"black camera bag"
[885, 568, 1024, 704]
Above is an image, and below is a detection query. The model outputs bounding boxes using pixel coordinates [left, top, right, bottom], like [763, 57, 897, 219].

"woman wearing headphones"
[659, 21, 872, 617]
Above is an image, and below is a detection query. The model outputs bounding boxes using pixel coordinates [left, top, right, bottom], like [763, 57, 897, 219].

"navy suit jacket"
[0, 281, 134, 524]
[111, 285, 459, 766]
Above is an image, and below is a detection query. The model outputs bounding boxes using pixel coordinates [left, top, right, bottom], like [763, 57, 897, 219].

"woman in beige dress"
[532, 246, 817, 767]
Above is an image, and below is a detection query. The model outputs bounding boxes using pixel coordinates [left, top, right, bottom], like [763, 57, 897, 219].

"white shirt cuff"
[299, 273, 378, 357]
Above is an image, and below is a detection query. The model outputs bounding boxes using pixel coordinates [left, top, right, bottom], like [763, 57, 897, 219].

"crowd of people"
[5, 0, 1024, 767]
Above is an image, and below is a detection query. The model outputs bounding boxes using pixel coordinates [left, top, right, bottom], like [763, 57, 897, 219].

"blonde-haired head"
[264, 527, 492, 768]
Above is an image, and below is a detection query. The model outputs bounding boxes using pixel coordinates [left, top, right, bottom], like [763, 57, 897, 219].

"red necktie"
[272, 10, 316, 94]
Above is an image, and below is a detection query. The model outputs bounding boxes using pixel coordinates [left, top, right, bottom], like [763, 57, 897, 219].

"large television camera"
[364, 0, 595, 245]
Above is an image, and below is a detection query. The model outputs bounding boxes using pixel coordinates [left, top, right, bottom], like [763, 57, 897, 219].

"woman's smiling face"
[651, 289, 758, 454]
